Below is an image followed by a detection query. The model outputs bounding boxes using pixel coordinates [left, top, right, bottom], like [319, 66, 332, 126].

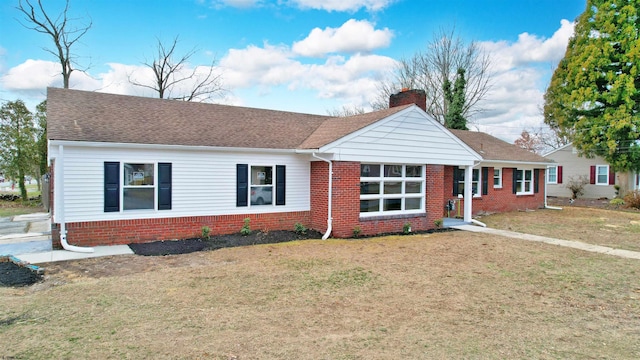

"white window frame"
[493, 168, 502, 188]
[595, 165, 609, 186]
[515, 169, 534, 195]
[360, 164, 425, 217]
[122, 162, 157, 211]
[456, 167, 481, 197]
[249, 165, 274, 206]
[547, 166, 558, 184]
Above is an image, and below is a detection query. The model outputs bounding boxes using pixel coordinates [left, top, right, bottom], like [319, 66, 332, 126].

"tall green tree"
[0, 100, 37, 201]
[34, 100, 48, 188]
[443, 68, 468, 130]
[543, 0, 640, 171]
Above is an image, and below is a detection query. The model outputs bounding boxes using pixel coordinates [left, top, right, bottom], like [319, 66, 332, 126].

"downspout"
[544, 165, 562, 210]
[312, 153, 332, 240]
[57, 145, 94, 253]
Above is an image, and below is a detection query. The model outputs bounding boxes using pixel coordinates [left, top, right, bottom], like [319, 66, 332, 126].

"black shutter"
[512, 168, 518, 194]
[158, 163, 172, 210]
[534, 169, 540, 193]
[276, 165, 286, 205]
[482, 167, 489, 195]
[452, 167, 460, 196]
[237, 164, 248, 207]
[104, 162, 120, 212]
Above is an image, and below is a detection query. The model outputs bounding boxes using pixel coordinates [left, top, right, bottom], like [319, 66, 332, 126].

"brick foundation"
[52, 211, 310, 248]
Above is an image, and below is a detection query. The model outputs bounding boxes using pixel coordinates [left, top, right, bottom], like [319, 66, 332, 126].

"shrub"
[294, 222, 307, 235]
[240, 218, 251, 236]
[609, 198, 625, 208]
[403, 222, 412, 234]
[352, 226, 361, 237]
[623, 190, 640, 209]
[434, 218, 443, 228]
[201, 226, 211, 240]
[566, 175, 589, 199]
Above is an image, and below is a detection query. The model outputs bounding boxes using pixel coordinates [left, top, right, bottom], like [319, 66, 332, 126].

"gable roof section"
[450, 129, 552, 164]
[47, 87, 331, 149]
[298, 105, 413, 149]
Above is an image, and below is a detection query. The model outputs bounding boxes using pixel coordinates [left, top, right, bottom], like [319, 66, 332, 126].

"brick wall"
[311, 161, 439, 238]
[52, 211, 310, 248]
[443, 166, 546, 216]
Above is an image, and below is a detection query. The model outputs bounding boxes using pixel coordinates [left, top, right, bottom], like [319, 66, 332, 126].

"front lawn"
[1, 207, 639, 359]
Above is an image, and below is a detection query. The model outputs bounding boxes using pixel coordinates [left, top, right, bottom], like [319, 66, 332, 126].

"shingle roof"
[449, 129, 552, 164]
[47, 88, 331, 149]
[47, 88, 414, 150]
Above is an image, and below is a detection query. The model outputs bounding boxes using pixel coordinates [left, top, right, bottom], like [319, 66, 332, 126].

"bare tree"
[373, 27, 492, 125]
[326, 105, 367, 117]
[16, 0, 91, 89]
[130, 37, 225, 101]
[514, 130, 544, 154]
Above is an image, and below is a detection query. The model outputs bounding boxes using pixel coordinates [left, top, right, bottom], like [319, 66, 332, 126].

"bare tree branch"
[16, 0, 92, 89]
[130, 36, 225, 102]
[373, 27, 493, 125]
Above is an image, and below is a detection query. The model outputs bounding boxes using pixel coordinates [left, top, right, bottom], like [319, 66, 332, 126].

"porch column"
[463, 165, 473, 222]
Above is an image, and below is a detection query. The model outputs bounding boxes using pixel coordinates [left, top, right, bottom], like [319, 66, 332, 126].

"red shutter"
[590, 166, 596, 184]
[557, 166, 563, 184]
[609, 168, 615, 185]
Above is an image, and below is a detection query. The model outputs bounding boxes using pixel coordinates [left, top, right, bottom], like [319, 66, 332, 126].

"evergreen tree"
[543, 0, 640, 171]
[444, 68, 468, 130]
[35, 100, 48, 186]
[0, 100, 37, 201]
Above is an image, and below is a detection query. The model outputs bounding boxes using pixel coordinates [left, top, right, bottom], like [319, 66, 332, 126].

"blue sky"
[0, 0, 585, 141]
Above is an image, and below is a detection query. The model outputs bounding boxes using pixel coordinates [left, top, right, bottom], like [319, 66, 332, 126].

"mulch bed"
[128, 230, 324, 256]
[0, 261, 43, 287]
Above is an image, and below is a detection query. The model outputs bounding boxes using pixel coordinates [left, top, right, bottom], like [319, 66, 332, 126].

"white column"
[464, 165, 473, 222]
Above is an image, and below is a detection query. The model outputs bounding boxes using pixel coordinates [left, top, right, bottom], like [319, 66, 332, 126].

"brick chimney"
[389, 88, 426, 112]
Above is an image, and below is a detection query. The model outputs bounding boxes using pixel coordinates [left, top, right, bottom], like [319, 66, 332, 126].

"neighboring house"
[47, 87, 550, 249]
[448, 130, 552, 215]
[544, 143, 639, 199]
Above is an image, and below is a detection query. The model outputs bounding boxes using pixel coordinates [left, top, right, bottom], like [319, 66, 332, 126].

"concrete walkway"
[0, 212, 133, 264]
[451, 224, 640, 260]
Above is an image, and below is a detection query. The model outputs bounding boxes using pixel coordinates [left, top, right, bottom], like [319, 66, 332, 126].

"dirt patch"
[0, 260, 43, 287]
[129, 230, 324, 256]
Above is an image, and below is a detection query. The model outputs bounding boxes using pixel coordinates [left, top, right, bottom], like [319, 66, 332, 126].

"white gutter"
[312, 153, 333, 240]
[57, 145, 94, 253]
[544, 165, 562, 210]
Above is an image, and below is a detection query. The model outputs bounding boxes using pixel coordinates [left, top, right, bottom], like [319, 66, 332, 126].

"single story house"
[47, 87, 548, 250]
[544, 143, 639, 199]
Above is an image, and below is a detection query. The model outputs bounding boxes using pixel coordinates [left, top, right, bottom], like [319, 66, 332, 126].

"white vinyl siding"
[322, 108, 479, 166]
[53, 145, 310, 223]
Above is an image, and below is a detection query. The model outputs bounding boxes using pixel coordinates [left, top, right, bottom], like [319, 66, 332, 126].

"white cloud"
[292, 19, 393, 57]
[288, 0, 395, 12]
[208, 0, 263, 9]
[472, 20, 575, 142]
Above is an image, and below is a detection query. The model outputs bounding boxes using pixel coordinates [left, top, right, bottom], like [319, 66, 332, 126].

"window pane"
[472, 169, 479, 181]
[251, 166, 272, 185]
[516, 170, 523, 180]
[383, 198, 402, 211]
[384, 165, 402, 177]
[516, 182, 523, 193]
[124, 163, 154, 186]
[406, 165, 422, 177]
[472, 183, 478, 194]
[525, 170, 532, 180]
[406, 182, 421, 193]
[384, 181, 402, 194]
[360, 199, 380, 212]
[405, 197, 421, 210]
[250, 186, 272, 205]
[123, 188, 154, 210]
[524, 181, 531, 192]
[360, 182, 380, 195]
[493, 169, 501, 186]
[361, 164, 380, 177]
